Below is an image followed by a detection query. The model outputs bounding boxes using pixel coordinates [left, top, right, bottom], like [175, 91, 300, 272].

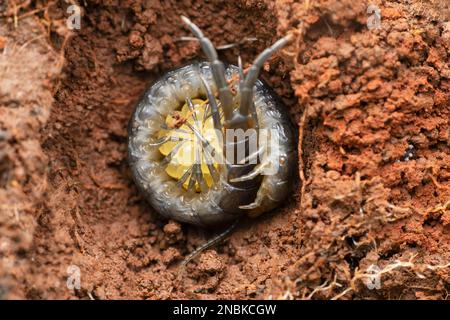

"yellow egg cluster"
[157, 99, 222, 191]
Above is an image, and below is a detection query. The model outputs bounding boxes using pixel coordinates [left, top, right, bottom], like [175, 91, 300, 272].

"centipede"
[128, 16, 297, 264]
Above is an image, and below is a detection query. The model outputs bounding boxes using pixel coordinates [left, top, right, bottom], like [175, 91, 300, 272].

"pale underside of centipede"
[128, 16, 297, 227]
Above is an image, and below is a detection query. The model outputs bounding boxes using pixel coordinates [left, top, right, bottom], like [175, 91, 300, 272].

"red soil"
[0, 0, 448, 299]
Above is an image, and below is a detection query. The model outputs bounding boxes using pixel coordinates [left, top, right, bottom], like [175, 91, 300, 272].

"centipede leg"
[180, 218, 240, 267]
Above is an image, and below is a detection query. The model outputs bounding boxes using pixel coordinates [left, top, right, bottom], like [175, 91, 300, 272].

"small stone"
[0, 36, 6, 50]
[366, 79, 381, 91]
[326, 170, 341, 180]
[129, 31, 144, 48]
[161, 247, 181, 266]
[198, 250, 224, 274]
[163, 220, 181, 235]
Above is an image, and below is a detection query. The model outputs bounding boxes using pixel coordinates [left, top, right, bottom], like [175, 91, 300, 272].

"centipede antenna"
[181, 15, 234, 121]
[199, 75, 222, 132]
[181, 219, 240, 267]
[239, 34, 293, 118]
[237, 56, 260, 130]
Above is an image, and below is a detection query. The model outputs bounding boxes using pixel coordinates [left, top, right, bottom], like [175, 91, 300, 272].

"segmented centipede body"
[128, 16, 297, 228]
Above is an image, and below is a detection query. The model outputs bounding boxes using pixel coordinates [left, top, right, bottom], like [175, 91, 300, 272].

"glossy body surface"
[128, 17, 296, 227]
